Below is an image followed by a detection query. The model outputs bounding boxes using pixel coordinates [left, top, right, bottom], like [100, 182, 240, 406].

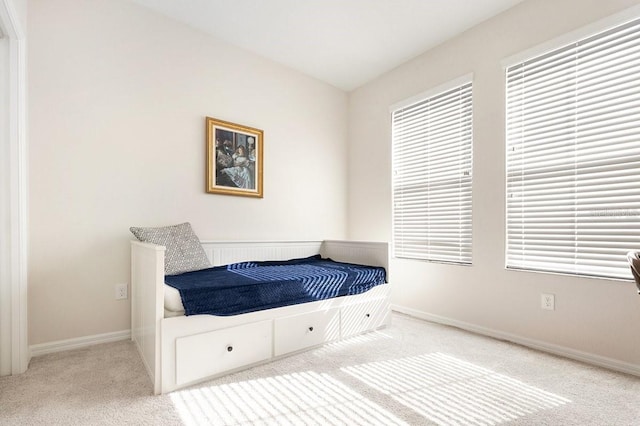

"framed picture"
[206, 117, 263, 198]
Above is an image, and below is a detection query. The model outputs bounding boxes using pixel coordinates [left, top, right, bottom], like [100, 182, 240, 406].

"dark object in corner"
[627, 251, 640, 294]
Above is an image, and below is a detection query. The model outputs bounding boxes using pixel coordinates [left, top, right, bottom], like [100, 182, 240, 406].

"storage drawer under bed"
[340, 298, 390, 338]
[175, 320, 273, 386]
[274, 308, 341, 356]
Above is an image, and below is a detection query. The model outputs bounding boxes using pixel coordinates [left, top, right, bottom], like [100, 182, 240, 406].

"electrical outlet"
[541, 293, 555, 311]
[115, 283, 128, 300]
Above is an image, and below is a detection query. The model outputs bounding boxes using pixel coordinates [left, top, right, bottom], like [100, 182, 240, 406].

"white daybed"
[131, 239, 391, 394]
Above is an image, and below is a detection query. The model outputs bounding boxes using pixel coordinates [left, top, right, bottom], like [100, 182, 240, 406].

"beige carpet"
[1, 313, 639, 425]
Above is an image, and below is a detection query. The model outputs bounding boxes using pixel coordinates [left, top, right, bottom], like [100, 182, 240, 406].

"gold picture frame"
[206, 117, 263, 198]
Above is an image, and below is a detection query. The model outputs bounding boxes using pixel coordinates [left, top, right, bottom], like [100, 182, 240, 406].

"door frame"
[0, 0, 28, 375]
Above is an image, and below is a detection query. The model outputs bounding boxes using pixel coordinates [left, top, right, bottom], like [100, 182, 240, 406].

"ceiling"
[130, 0, 524, 91]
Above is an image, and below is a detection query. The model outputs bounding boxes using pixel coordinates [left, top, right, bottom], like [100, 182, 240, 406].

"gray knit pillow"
[130, 222, 211, 276]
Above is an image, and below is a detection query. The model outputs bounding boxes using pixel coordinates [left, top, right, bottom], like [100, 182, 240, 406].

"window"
[506, 17, 640, 280]
[392, 78, 473, 264]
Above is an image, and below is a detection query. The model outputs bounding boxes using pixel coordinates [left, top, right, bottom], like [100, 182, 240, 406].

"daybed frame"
[131, 240, 390, 394]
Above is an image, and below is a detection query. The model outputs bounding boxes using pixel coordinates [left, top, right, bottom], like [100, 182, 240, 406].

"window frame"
[503, 9, 640, 281]
[391, 74, 474, 265]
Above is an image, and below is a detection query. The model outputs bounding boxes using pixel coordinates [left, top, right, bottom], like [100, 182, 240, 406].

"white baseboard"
[30, 330, 131, 358]
[392, 304, 640, 377]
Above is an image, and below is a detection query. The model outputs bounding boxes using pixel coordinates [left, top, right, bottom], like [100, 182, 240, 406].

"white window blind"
[392, 81, 473, 264]
[506, 17, 640, 280]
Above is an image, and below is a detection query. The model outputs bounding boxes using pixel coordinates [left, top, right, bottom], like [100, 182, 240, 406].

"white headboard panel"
[200, 241, 323, 266]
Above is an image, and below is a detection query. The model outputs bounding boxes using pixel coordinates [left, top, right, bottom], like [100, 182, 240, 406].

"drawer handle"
[227, 345, 233, 352]
[308, 326, 314, 332]
[365, 313, 370, 318]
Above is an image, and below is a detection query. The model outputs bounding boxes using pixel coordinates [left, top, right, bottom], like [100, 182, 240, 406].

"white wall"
[348, 0, 640, 366]
[28, 0, 348, 345]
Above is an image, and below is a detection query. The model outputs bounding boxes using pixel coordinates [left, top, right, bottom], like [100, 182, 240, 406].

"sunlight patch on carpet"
[312, 330, 394, 355]
[341, 352, 571, 425]
[170, 370, 408, 425]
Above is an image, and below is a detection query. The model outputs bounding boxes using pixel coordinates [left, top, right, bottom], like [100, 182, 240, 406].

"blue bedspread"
[164, 255, 387, 316]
